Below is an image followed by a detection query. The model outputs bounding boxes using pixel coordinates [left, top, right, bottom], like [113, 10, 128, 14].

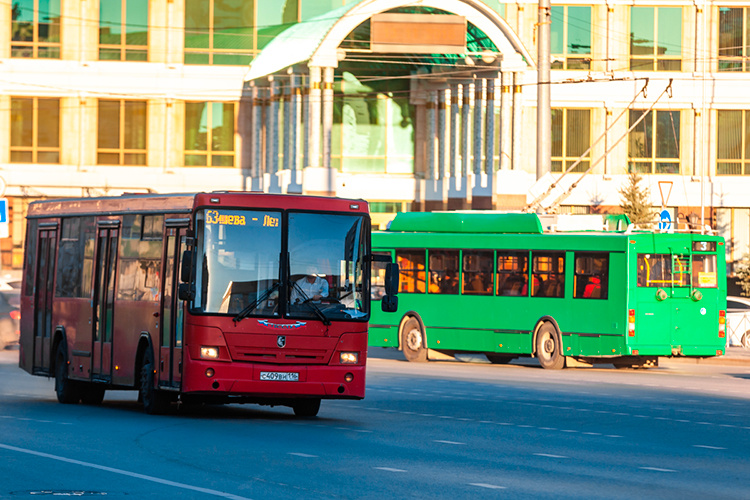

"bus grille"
[229, 346, 330, 364]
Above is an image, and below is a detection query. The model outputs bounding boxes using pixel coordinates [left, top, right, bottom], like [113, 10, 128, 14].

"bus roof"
[26, 192, 370, 218]
[387, 212, 543, 234]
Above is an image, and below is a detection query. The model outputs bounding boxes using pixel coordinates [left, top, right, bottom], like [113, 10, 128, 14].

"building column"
[471, 79, 486, 209]
[267, 79, 281, 193]
[251, 86, 263, 190]
[289, 74, 302, 193]
[512, 72, 523, 171]
[307, 67, 321, 169]
[303, 66, 336, 196]
[500, 72, 512, 171]
[447, 84, 466, 210]
[460, 82, 471, 207]
[424, 90, 443, 212]
[475, 77, 495, 210]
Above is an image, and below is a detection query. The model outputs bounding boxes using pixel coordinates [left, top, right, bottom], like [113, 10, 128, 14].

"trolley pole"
[536, 0, 552, 181]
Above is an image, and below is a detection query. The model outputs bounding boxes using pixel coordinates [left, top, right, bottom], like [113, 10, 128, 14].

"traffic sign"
[658, 209, 671, 231]
[0, 199, 8, 223]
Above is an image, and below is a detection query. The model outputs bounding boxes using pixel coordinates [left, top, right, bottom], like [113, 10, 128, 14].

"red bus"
[19, 192, 398, 416]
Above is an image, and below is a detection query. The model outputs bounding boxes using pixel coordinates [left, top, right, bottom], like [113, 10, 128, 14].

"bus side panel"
[368, 325, 398, 347]
[112, 300, 160, 386]
[58, 298, 93, 381]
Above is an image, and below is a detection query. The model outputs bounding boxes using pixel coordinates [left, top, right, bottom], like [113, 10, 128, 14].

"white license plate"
[260, 371, 299, 382]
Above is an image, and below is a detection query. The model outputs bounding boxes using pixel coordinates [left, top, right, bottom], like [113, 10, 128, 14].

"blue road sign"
[658, 209, 671, 231]
[0, 199, 7, 223]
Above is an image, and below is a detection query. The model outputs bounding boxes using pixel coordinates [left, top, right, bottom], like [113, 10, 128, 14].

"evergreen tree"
[619, 172, 655, 228]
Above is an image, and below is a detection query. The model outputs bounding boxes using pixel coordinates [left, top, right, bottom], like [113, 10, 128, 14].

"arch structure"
[243, 0, 533, 210]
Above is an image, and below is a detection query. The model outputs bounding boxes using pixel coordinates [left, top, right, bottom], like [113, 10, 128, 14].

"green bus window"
[692, 254, 718, 288]
[428, 250, 459, 294]
[462, 251, 493, 295]
[371, 251, 390, 300]
[532, 252, 565, 298]
[497, 251, 528, 296]
[637, 253, 690, 287]
[574, 253, 609, 299]
[396, 250, 425, 293]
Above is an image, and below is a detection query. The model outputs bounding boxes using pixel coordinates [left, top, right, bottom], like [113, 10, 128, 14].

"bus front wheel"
[140, 349, 170, 414]
[742, 331, 750, 349]
[535, 323, 566, 370]
[401, 317, 427, 362]
[55, 345, 81, 404]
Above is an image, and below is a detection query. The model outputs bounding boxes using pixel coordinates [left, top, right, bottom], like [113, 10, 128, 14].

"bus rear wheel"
[401, 317, 427, 362]
[742, 331, 750, 349]
[292, 398, 321, 417]
[140, 349, 170, 415]
[55, 345, 80, 404]
[535, 323, 566, 370]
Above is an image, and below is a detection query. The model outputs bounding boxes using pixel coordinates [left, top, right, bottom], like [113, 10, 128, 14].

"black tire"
[292, 398, 321, 417]
[55, 344, 80, 404]
[535, 323, 566, 370]
[742, 331, 750, 350]
[80, 383, 106, 405]
[400, 316, 427, 362]
[486, 354, 516, 365]
[140, 349, 169, 414]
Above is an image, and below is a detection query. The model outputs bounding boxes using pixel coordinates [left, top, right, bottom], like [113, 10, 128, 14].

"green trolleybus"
[369, 212, 727, 369]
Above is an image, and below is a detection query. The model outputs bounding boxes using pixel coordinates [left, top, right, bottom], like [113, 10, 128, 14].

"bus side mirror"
[178, 283, 195, 301]
[180, 250, 193, 283]
[384, 263, 399, 296]
[381, 294, 398, 313]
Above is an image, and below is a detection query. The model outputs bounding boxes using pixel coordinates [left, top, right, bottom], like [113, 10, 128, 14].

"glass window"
[99, 0, 148, 61]
[288, 212, 368, 320]
[462, 251, 493, 295]
[717, 110, 750, 175]
[117, 215, 163, 301]
[185, 0, 254, 65]
[97, 100, 147, 165]
[428, 250, 459, 294]
[552, 108, 590, 173]
[496, 251, 528, 296]
[532, 252, 565, 298]
[396, 249, 425, 293]
[637, 253, 690, 287]
[551, 6, 592, 70]
[10, 97, 60, 164]
[300, 0, 344, 21]
[11, 0, 61, 58]
[628, 109, 680, 174]
[719, 7, 750, 72]
[630, 7, 682, 71]
[692, 254, 718, 288]
[371, 251, 390, 301]
[184, 102, 236, 167]
[574, 253, 608, 299]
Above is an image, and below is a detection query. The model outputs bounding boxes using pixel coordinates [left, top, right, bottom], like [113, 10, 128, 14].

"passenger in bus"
[583, 275, 602, 298]
[292, 267, 329, 303]
[469, 273, 489, 293]
[441, 271, 459, 294]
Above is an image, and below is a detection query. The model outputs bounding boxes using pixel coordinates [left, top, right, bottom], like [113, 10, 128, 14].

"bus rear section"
[627, 235, 726, 360]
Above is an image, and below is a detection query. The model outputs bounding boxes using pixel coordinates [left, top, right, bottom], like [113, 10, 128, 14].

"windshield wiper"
[233, 281, 280, 324]
[290, 279, 331, 326]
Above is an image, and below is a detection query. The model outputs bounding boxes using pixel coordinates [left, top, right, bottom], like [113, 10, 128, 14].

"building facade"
[2, 0, 750, 275]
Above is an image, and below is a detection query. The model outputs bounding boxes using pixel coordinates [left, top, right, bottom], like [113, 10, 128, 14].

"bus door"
[159, 225, 187, 389]
[669, 251, 693, 347]
[33, 225, 58, 373]
[91, 224, 119, 382]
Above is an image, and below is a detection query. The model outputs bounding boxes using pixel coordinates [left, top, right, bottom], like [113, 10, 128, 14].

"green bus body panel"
[387, 212, 543, 234]
[369, 224, 726, 360]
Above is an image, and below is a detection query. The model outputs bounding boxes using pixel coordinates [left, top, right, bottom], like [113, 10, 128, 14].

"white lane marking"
[469, 483, 506, 490]
[534, 453, 568, 459]
[640, 467, 676, 473]
[374, 467, 407, 473]
[605, 435, 623, 438]
[0, 443, 252, 500]
[433, 440, 465, 445]
[692, 445, 726, 450]
[582, 432, 602, 436]
[288, 452, 318, 458]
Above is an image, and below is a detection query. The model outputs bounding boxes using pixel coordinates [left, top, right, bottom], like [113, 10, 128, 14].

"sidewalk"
[661, 347, 750, 367]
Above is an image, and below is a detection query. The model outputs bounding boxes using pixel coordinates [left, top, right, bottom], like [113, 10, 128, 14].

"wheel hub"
[406, 329, 422, 351]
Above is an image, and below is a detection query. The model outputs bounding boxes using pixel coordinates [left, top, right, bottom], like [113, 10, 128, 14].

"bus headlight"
[340, 352, 358, 364]
[200, 346, 220, 359]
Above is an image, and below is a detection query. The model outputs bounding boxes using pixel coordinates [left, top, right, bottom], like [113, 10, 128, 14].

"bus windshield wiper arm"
[233, 281, 280, 324]
[290, 279, 331, 326]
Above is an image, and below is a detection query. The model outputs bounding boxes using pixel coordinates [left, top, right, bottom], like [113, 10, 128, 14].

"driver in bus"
[292, 266, 329, 303]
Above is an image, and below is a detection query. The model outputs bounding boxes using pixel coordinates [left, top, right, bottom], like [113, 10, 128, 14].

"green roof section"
[387, 212, 543, 234]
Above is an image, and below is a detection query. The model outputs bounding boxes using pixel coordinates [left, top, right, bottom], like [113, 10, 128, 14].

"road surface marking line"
[692, 445, 726, 450]
[539, 427, 557, 431]
[605, 435, 623, 438]
[0, 443, 252, 500]
[517, 425, 533, 428]
[640, 467, 676, 473]
[469, 483, 506, 490]
[560, 430, 578, 433]
[374, 467, 407, 473]
[288, 452, 318, 458]
[433, 440, 465, 445]
[582, 432, 602, 436]
[534, 453, 568, 459]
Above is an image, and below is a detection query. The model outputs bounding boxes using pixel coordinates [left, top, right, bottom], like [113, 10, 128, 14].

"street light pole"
[536, 0, 551, 181]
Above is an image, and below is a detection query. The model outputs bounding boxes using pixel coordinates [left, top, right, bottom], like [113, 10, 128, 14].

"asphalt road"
[1, 346, 748, 499]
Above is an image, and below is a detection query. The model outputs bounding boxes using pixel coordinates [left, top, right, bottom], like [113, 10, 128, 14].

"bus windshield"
[287, 212, 368, 321]
[195, 209, 282, 315]
[637, 253, 718, 288]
